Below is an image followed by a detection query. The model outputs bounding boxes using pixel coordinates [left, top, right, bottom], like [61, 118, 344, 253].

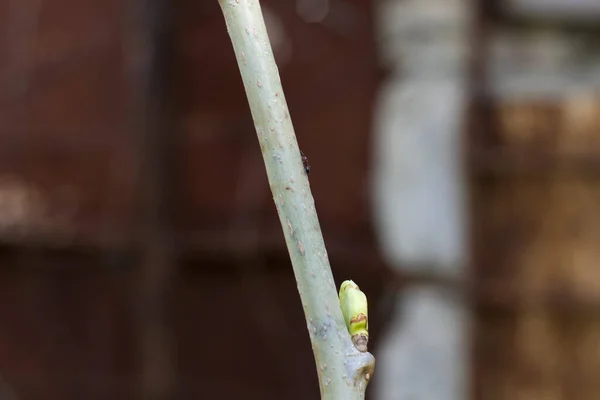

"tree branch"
[217, 1, 375, 398]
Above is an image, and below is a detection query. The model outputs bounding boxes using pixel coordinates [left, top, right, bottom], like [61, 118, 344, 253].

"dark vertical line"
[465, 1, 492, 400]
[125, 0, 176, 398]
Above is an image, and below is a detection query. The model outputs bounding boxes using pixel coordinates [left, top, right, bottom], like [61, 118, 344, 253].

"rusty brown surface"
[0, 0, 383, 251]
[469, 2, 600, 399]
[470, 62, 600, 400]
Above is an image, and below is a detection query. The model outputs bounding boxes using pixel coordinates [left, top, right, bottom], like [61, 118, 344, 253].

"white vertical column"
[372, 1, 471, 399]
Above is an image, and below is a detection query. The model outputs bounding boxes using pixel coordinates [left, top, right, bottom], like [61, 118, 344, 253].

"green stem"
[217, 1, 375, 398]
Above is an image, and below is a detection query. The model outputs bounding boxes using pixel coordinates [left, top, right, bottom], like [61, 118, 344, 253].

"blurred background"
[0, 0, 600, 399]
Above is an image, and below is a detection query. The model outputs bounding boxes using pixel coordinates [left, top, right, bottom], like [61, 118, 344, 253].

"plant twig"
[217, 1, 375, 398]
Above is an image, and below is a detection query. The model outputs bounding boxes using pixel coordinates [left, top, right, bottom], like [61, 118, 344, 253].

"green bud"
[339, 280, 369, 352]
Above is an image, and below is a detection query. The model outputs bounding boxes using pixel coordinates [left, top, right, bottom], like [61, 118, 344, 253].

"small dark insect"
[300, 150, 311, 175]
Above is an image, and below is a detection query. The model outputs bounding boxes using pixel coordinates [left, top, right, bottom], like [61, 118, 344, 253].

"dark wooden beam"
[465, 2, 494, 400]
[125, 0, 176, 397]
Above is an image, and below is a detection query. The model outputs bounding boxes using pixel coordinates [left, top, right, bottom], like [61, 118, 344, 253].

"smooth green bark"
[217, 1, 375, 398]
